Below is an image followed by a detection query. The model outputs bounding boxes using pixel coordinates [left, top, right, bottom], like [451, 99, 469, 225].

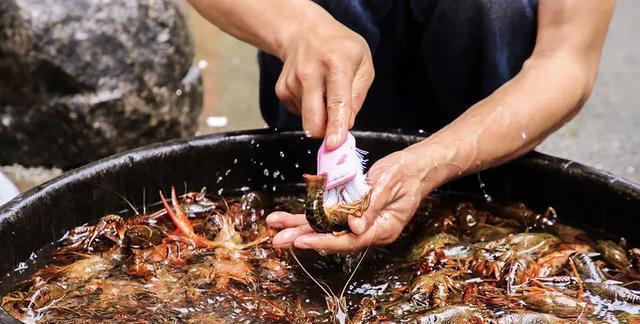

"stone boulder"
[0, 0, 202, 168]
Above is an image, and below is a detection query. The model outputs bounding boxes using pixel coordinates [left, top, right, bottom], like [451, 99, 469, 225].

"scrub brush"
[317, 133, 371, 209]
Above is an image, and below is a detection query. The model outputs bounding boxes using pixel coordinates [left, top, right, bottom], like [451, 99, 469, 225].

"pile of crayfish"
[2, 188, 640, 323]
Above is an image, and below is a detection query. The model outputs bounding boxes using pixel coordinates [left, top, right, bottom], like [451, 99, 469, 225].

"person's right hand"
[275, 16, 375, 150]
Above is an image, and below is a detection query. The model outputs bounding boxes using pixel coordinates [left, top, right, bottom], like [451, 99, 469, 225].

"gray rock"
[0, 0, 202, 168]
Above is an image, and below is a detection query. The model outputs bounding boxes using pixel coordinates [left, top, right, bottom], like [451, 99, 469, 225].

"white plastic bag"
[0, 170, 19, 206]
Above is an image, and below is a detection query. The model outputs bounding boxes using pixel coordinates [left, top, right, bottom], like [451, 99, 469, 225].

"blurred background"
[188, 0, 640, 182]
[1, 0, 638, 195]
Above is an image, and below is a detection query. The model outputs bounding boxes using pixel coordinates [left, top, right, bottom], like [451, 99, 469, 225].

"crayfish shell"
[303, 174, 370, 234]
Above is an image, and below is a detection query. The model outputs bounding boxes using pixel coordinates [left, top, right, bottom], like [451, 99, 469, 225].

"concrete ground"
[2, 0, 638, 194]
[192, 0, 640, 184]
[537, 0, 640, 183]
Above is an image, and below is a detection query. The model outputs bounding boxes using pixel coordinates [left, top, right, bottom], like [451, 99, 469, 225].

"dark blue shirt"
[259, 0, 538, 133]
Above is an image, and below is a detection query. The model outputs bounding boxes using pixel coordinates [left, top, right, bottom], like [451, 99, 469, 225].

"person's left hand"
[266, 149, 436, 253]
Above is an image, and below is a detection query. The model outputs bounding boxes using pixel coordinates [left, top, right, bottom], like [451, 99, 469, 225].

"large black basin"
[1, 130, 639, 322]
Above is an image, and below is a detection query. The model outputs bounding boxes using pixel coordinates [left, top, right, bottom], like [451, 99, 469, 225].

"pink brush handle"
[317, 133, 358, 190]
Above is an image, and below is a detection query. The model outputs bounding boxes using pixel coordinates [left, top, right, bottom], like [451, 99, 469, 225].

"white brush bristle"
[323, 149, 370, 208]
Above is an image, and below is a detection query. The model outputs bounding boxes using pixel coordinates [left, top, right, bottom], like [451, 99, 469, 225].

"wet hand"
[275, 18, 374, 150]
[267, 150, 434, 253]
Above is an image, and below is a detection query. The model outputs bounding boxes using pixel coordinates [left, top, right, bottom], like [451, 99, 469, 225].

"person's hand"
[275, 17, 374, 150]
[266, 149, 437, 253]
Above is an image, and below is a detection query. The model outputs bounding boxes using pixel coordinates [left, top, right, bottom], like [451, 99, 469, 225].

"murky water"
[2, 190, 640, 323]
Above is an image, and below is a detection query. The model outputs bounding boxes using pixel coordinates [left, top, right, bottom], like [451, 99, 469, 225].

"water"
[476, 173, 493, 203]
[2, 192, 639, 323]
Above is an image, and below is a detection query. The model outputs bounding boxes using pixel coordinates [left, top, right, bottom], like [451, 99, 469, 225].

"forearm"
[188, 0, 334, 59]
[407, 54, 595, 191]
[403, 0, 614, 195]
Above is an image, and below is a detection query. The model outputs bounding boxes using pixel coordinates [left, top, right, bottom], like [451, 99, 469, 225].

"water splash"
[477, 173, 493, 203]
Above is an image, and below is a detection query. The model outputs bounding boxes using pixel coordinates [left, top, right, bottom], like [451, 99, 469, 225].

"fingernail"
[265, 214, 282, 228]
[271, 235, 286, 247]
[272, 231, 295, 246]
[352, 218, 367, 234]
[327, 134, 342, 149]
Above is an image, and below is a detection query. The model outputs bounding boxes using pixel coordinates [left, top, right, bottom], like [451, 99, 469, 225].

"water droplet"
[259, 162, 263, 166]
[272, 185, 277, 192]
[520, 131, 527, 140]
[274, 127, 279, 131]
[175, 89, 183, 96]
[273, 170, 280, 178]
[240, 186, 250, 191]
[1, 115, 12, 127]
[217, 188, 224, 196]
[477, 173, 493, 202]
[418, 129, 425, 134]
[304, 130, 312, 137]
[256, 143, 260, 148]
[29, 252, 37, 260]
[307, 149, 311, 155]
[279, 151, 285, 158]
[216, 176, 223, 183]
[233, 158, 238, 164]
[198, 59, 208, 69]
[263, 169, 269, 176]
[14, 262, 28, 272]
[250, 139, 255, 145]
[225, 169, 231, 176]
[205, 116, 228, 128]
[294, 163, 300, 168]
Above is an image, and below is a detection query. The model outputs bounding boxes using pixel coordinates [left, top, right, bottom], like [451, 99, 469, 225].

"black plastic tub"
[1, 130, 639, 323]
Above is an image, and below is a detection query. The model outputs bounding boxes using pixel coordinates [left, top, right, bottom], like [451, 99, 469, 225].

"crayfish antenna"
[289, 248, 335, 300]
[98, 185, 141, 216]
[340, 247, 369, 301]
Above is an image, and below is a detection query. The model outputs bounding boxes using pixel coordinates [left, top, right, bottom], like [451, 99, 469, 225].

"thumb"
[348, 179, 389, 235]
